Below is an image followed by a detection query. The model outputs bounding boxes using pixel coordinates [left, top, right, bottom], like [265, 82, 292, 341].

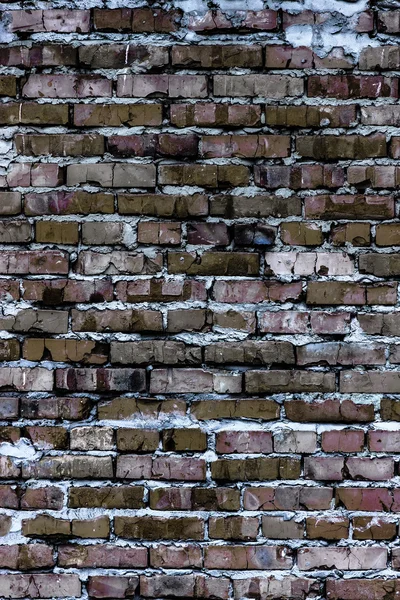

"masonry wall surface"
[0, 0, 400, 598]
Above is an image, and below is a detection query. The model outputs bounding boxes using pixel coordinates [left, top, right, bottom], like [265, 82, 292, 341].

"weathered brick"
[23, 75, 112, 98]
[0, 574, 81, 598]
[56, 368, 146, 392]
[171, 103, 261, 127]
[25, 191, 114, 215]
[74, 104, 162, 127]
[159, 164, 249, 187]
[115, 516, 204, 540]
[308, 75, 397, 98]
[297, 134, 387, 160]
[93, 8, 183, 32]
[9, 10, 90, 32]
[59, 544, 147, 568]
[214, 75, 303, 98]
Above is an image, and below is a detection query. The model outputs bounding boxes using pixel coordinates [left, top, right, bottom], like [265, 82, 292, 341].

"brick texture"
[0, 1, 398, 598]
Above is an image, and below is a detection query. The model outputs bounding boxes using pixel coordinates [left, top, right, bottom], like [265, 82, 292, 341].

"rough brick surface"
[0, 0, 399, 597]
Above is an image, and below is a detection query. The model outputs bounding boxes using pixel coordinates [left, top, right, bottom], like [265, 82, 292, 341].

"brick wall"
[0, 1, 399, 598]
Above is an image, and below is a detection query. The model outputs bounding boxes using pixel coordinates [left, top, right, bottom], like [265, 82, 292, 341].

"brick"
[21, 397, 91, 421]
[56, 368, 146, 392]
[298, 547, 387, 570]
[118, 75, 207, 98]
[341, 371, 400, 393]
[297, 342, 385, 366]
[140, 573, 229, 599]
[369, 430, 400, 452]
[22, 75, 112, 98]
[150, 544, 202, 568]
[209, 516, 259, 540]
[255, 164, 344, 189]
[15, 134, 104, 157]
[204, 546, 292, 569]
[168, 251, 259, 276]
[0, 45, 76, 68]
[308, 75, 397, 98]
[8, 164, 64, 188]
[71, 309, 162, 333]
[297, 134, 387, 160]
[191, 399, 278, 421]
[162, 429, 206, 452]
[36, 221, 79, 244]
[67, 163, 156, 187]
[117, 429, 159, 452]
[59, 544, 147, 568]
[23, 456, 113, 479]
[362, 105, 400, 126]
[212, 281, 302, 303]
[76, 251, 162, 275]
[159, 164, 250, 187]
[25, 191, 114, 215]
[0, 574, 81, 598]
[273, 430, 317, 453]
[108, 134, 198, 158]
[22, 280, 113, 304]
[111, 340, 201, 365]
[70, 427, 113, 451]
[234, 577, 319, 600]
[172, 45, 262, 68]
[138, 221, 181, 245]
[20, 487, 64, 510]
[306, 517, 349, 540]
[189, 10, 277, 31]
[87, 576, 138, 598]
[336, 488, 394, 512]
[211, 457, 300, 481]
[205, 341, 294, 365]
[280, 222, 323, 245]
[0, 103, 68, 126]
[93, 8, 183, 32]
[265, 252, 354, 276]
[322, 429, 365, 453]
[98, 397, 185, 421]
[327, 579, 400, 600]
[210, 195, 301, 218]
[74, 104, 162, 127]
[306, 282, 395, 306]
[0, 192, 21, 215]
[244, 486, 333, 511]
[201, 135, 290, 158]
[118, 194, 208, 217]
[69, 486, 144, 509]
[79, 45, 168, 69]
[0, 545, 54, 570]
[262, 516, 304, 539]
[353, 517, 396, 540]
[171, 103, 261, 127]
[307, 194, 394, 219]
[285, 399, 374, 423]
[115, 516, 204, 540]
[9, 10, 89, 32]
[266, 105, 356, 128]
[246, 370, 335, 393]
[378, 11, 400, 33]
[0, 77, 17, 97]
[216, 430, 273, 454]
[331, 222, 371, 246]
[0, 251, 68, 274]
[214, 75, 303, 98]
